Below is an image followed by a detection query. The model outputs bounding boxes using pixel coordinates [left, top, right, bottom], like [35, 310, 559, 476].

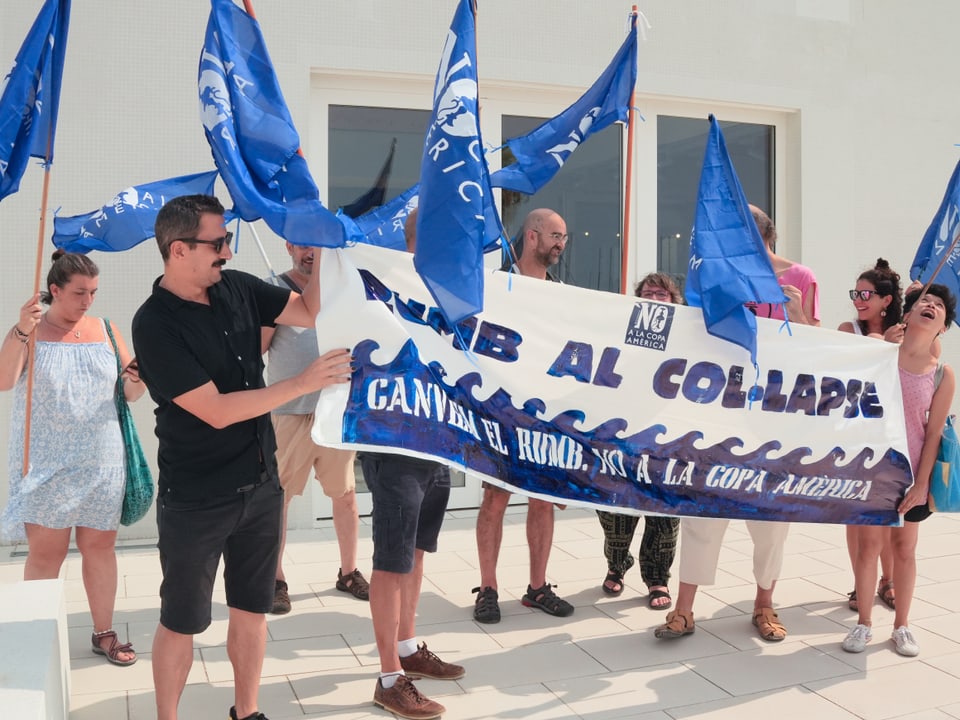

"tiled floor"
[7, 506, 960, 719]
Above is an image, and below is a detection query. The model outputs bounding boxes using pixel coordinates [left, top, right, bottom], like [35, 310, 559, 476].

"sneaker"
[229, 707, 269, 720]
[841, 623, 873, 653]
[521, 583, 574, 617]
[472, 585, 501, 624]
[270, 579, 291, 615]
[400, 642, 465, 680]
[891, 626, 920, 656]
[373, 675, 445, 720]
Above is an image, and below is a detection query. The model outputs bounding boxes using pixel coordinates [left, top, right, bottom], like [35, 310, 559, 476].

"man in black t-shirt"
[132, 195, 351, 720]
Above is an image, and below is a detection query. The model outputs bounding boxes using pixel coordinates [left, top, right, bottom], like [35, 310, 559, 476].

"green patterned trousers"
[596, 510, 679, 587]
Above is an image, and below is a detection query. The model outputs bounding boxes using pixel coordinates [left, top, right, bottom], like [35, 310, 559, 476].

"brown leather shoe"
[400, 642, 465, 680]
[373, 676, 444, 720]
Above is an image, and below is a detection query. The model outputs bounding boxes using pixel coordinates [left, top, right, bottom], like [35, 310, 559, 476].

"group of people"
[0, 196, 953, 720]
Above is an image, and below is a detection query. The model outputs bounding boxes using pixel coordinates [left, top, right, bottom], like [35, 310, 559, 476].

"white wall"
[0, 1, 958, 538]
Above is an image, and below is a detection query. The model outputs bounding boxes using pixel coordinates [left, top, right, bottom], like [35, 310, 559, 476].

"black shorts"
[156, 478, 283, 634]
[360, 453, 451, 574]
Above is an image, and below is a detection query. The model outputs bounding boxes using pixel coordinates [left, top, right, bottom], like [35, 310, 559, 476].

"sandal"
[752, 607, 787, 642]
[877, 577, 896, 610]
[647, 586, 672, 610]
[336, 568, 370, 601]
[602, 570, 625, 596]
[654, 609, 694, 638]
[472, 585, 501, 624]
[521, 583, 574, 617]
[91, 629, 137, 666]
[847, 589, 858, 612]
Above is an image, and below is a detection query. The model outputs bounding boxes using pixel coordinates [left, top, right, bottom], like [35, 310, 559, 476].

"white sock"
[380, 670, 405, 689]
[398, 638, 419, 658]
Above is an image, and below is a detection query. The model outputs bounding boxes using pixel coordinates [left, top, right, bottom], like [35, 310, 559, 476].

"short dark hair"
[155, 194, 225, 260]
[41, 250, 99, 305]
[904, 283, 957, 328]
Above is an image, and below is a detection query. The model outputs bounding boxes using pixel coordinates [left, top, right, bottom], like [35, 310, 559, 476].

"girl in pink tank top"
[842, 284, 955, 658]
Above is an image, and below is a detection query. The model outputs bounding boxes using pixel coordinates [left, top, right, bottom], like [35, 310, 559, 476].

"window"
[327, 106, 429, 213]
[500, 115, 623, 292]
[657, 116, 775, 280]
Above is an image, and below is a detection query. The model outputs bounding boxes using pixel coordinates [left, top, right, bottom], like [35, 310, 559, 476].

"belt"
[236, 469, 271, 494]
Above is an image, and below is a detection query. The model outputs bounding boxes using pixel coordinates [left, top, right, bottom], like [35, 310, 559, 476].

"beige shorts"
[272, 413, 356, 499]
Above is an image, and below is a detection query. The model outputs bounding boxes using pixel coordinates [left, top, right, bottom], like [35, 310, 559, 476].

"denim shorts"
[156, 477, 283, 634]
[359, 453, 451, 574]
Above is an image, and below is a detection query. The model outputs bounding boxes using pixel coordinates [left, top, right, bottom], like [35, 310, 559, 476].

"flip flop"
[647, 587, 672, 610]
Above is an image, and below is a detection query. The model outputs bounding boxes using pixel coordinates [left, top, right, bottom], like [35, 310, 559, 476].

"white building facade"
[0, 0, 956, 537]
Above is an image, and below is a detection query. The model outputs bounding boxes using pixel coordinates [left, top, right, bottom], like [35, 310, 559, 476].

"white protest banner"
[313, 244, 911, 526]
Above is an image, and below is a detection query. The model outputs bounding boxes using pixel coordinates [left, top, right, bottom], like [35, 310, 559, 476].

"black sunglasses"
[849, 289, 879, 301]
[178, 231, 233, 253]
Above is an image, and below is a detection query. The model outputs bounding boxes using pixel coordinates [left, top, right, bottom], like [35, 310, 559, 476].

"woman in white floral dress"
[0, 251, 146, 666]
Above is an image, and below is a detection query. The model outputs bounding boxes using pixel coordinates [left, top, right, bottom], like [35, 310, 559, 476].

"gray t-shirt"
[265, 273, 320, 415]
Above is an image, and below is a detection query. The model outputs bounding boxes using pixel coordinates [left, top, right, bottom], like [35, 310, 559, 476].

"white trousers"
[678, 517, 790, 589]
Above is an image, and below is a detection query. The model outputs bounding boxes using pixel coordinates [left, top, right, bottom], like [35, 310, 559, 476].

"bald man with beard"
[472, 208, 575, 624]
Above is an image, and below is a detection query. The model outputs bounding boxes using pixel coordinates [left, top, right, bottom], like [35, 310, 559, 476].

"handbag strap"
[103, 318, 123, 378]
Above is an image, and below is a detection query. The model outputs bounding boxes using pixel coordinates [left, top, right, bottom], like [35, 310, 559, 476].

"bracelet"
[11, 326, 28, 344]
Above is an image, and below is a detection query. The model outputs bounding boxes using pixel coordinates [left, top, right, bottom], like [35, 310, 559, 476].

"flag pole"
[918, 232, 960, 298]
[620, 6, 638, 295]
[23, 136, 55, 476]
[246, 221, 277, 279]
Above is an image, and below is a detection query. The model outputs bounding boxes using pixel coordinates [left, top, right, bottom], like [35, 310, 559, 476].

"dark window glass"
[500, 115, 623, 292]
[657, 116, 774, 280]
[327, 106, 430, 212]
[327, 105, 467, 495]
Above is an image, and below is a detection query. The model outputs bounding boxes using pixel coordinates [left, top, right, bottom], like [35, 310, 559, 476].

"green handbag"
[104, 320, 154, 525]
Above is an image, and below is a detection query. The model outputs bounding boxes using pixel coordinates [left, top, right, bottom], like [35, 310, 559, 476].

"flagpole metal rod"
[620, 6, 638, 295]
[247, 221, 277, 279]
[23, 144, 54, 476]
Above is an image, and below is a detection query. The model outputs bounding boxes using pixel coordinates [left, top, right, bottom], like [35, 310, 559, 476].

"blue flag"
[0, 0, 70, 201]
[52, 171, 222, 253]
[911, 157, 960, 325]
[415, 0, 503, 324]
[685, 115, 785, 365]
[489, 13, 637, 195]
[199, 0, 344, 247]
[351, 183, 420, 251]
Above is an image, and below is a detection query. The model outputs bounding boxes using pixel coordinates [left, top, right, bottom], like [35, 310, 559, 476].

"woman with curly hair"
[839, 259, 904, 613]
[597, 272, 682, 609]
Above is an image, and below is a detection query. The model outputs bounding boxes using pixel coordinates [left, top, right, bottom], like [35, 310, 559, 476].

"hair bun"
[51, 249, 66, 263]
[875, 258, 890, 270]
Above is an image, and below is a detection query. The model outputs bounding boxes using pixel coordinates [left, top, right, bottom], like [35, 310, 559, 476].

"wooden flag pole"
[620, 6, 638, 295]
[917, 231, 960, 300]
[23, 138, 55, 476]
